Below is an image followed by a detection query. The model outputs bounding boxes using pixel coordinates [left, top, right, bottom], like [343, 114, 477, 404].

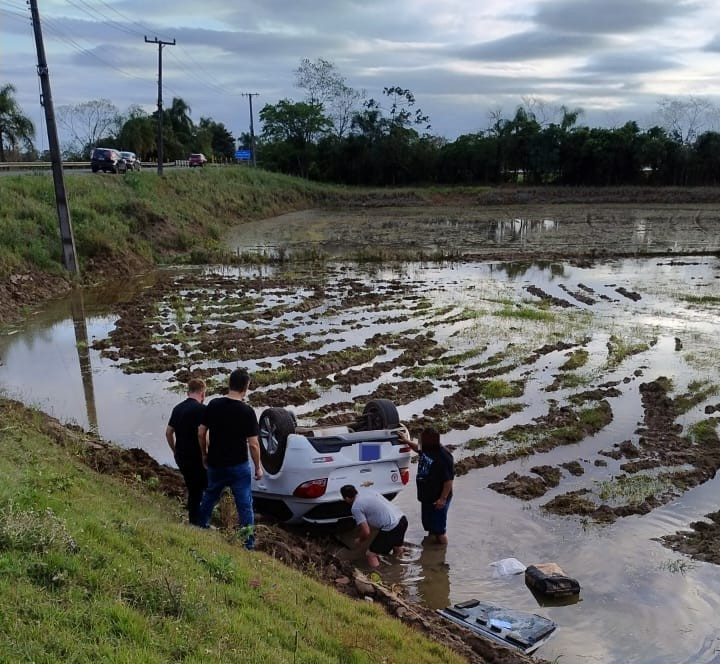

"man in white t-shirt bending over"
[341, 484, 408, 568]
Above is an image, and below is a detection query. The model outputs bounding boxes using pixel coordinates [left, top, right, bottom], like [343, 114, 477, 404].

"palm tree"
[0, 83, 35, 161]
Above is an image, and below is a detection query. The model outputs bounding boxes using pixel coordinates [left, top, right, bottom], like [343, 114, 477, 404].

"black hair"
[229, 368, 251, 392]
[340, 484, 357, 500]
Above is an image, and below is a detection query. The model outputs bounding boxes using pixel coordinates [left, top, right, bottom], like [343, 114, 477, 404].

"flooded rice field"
[2, 208, 720, 663]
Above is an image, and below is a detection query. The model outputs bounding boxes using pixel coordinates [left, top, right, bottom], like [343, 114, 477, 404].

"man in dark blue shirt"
[399, 427, 454, 544]
[166, 378, 207, 525]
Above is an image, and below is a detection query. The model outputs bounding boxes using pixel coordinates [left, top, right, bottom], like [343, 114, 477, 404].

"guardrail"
[0, 161, 170, 170]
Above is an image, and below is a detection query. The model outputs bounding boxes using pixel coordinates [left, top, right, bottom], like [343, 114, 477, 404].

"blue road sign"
[235, 149, 252, 161]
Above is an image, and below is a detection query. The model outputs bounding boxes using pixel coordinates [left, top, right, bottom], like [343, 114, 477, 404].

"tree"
[197, 118, 235, 160]
[0, 83, 35, 161]
[653, 96, 719, 145]
[382, 86, 430, 131]
[294, 58, 364, 138]
[116, 114, 155, 160]
[260, 99, 332, 177]
[56, 98, 121, 157]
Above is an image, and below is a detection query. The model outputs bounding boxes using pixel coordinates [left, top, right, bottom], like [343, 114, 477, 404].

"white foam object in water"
[489, 557, 527, 577]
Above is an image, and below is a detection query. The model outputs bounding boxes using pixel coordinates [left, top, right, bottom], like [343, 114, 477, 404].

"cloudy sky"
[3, 0, 720, 148]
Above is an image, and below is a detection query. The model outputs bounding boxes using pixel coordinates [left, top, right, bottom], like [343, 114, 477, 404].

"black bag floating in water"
[525, 562, 581, 598]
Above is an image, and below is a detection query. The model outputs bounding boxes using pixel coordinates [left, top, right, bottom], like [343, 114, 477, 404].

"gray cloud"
[703, 35, 720, 52]
[579, 51, 680, 75]
[534, 0, 694, 34]
[456, 30, 609, 61]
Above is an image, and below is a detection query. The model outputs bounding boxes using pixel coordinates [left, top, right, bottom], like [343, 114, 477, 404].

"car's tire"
[362, 399, 400, 430]
[259, 407, 296, 474]
[91, 166, 99, 173]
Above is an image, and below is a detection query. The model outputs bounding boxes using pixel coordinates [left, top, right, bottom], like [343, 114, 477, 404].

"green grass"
[0, 169, 336, 280]
[493, 305, 555, 322]
[560, 349, 589, 371]
[686, 419, 719, 446]
[605, 333, 655, 368]
[595, 474, 673, 505]
[679, 294, 720, 305]
[0, 399, 465, 664]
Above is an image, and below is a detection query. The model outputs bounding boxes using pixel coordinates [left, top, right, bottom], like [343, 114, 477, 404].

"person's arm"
[198, 424, 209, 468]
[434, 479, 453, 509]
[165, 426, 176, 453]
[248, 435, 263, 480]
[397, 429, 419, 452]
[353, 520, 371, 547]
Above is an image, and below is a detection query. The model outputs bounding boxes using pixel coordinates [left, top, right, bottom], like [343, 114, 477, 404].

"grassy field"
[0, 398, 468, 664]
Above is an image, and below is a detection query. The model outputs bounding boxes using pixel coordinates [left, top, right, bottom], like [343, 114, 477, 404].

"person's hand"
[397, 430, 409, 443]
[254, 467, 263, 481]
[353, 537, 361, 548]
[434, 497, 447, 509]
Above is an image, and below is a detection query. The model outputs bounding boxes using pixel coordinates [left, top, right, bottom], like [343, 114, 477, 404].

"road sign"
[235, 149, 252, 161]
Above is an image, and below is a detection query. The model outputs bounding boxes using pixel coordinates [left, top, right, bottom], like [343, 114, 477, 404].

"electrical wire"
[5, 1, 245, 119]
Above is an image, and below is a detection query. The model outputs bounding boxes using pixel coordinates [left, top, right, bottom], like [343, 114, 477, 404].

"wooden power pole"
[28, 0, 78, 275]
[145, 36, 175, 175]
[242, 93, 259, 167]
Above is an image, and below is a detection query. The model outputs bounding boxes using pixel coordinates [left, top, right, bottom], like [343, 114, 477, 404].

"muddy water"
[1, 256, 720, 663]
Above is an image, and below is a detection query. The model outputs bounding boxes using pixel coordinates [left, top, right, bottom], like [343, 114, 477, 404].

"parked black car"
[120, 151, 141, 171]
[90, 147, 127, 174]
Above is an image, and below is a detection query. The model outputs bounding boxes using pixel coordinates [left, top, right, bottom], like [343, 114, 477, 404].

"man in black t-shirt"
[196, 368, 262, 549]
[398, 427, 454, 544]
[166, 378, 207, 525]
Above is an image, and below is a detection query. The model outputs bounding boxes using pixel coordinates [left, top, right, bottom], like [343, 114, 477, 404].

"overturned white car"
[252, 399, 412, 525]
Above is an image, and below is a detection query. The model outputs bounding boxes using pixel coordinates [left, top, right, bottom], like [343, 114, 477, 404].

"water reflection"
[415, 538, 451, 609]
[70, 290, 98, 433]
[492, 218, 559, 244]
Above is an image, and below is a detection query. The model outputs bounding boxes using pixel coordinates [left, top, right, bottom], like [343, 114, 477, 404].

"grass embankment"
[0, 168, 339, 281]
[0, 398, 465, 664]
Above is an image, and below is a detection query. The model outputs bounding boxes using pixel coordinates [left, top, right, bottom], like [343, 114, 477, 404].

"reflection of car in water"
[253, 399, 412, 525]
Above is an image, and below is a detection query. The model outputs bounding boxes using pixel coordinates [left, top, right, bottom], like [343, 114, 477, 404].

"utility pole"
[145, 36, 175, 175]
[242, 93, 259, 167]
[28, 0, 78, 275]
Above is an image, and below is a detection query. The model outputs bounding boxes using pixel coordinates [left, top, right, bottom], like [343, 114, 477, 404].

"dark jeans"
[421, 497, 452, 536]
[198, 462, 255, 549]
[176, 457, 207, 526]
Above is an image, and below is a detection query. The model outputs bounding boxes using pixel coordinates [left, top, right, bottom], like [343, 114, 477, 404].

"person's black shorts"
[369, 515, 408, 554]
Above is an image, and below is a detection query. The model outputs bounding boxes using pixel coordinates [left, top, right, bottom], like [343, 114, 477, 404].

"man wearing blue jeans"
[197, 368, 262, 549]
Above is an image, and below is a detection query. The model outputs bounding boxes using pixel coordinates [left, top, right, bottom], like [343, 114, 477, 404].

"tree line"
[3, 60, 720, 186]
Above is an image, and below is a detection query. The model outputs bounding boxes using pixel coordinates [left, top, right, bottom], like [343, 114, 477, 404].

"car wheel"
[91, 167, 99, 173]
[259, 407, 296, 474]
[362, 399, 400, 430]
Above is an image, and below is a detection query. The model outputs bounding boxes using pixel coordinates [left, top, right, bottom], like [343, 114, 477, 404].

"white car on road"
[252, 399, 412, 525]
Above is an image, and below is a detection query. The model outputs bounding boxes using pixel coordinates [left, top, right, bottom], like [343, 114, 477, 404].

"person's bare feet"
[435, 534, 448, 545]
[366, 551, 380, 568]
[392, 545, 405, 556]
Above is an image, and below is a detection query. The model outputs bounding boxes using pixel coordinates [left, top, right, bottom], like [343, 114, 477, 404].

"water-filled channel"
[1, 256, 719, 663]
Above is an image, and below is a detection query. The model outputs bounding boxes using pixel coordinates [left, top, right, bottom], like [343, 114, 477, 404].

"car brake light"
[400, 469, 410, 485]
[399, 446, 411, 453]
[293, 478, 327, 498]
